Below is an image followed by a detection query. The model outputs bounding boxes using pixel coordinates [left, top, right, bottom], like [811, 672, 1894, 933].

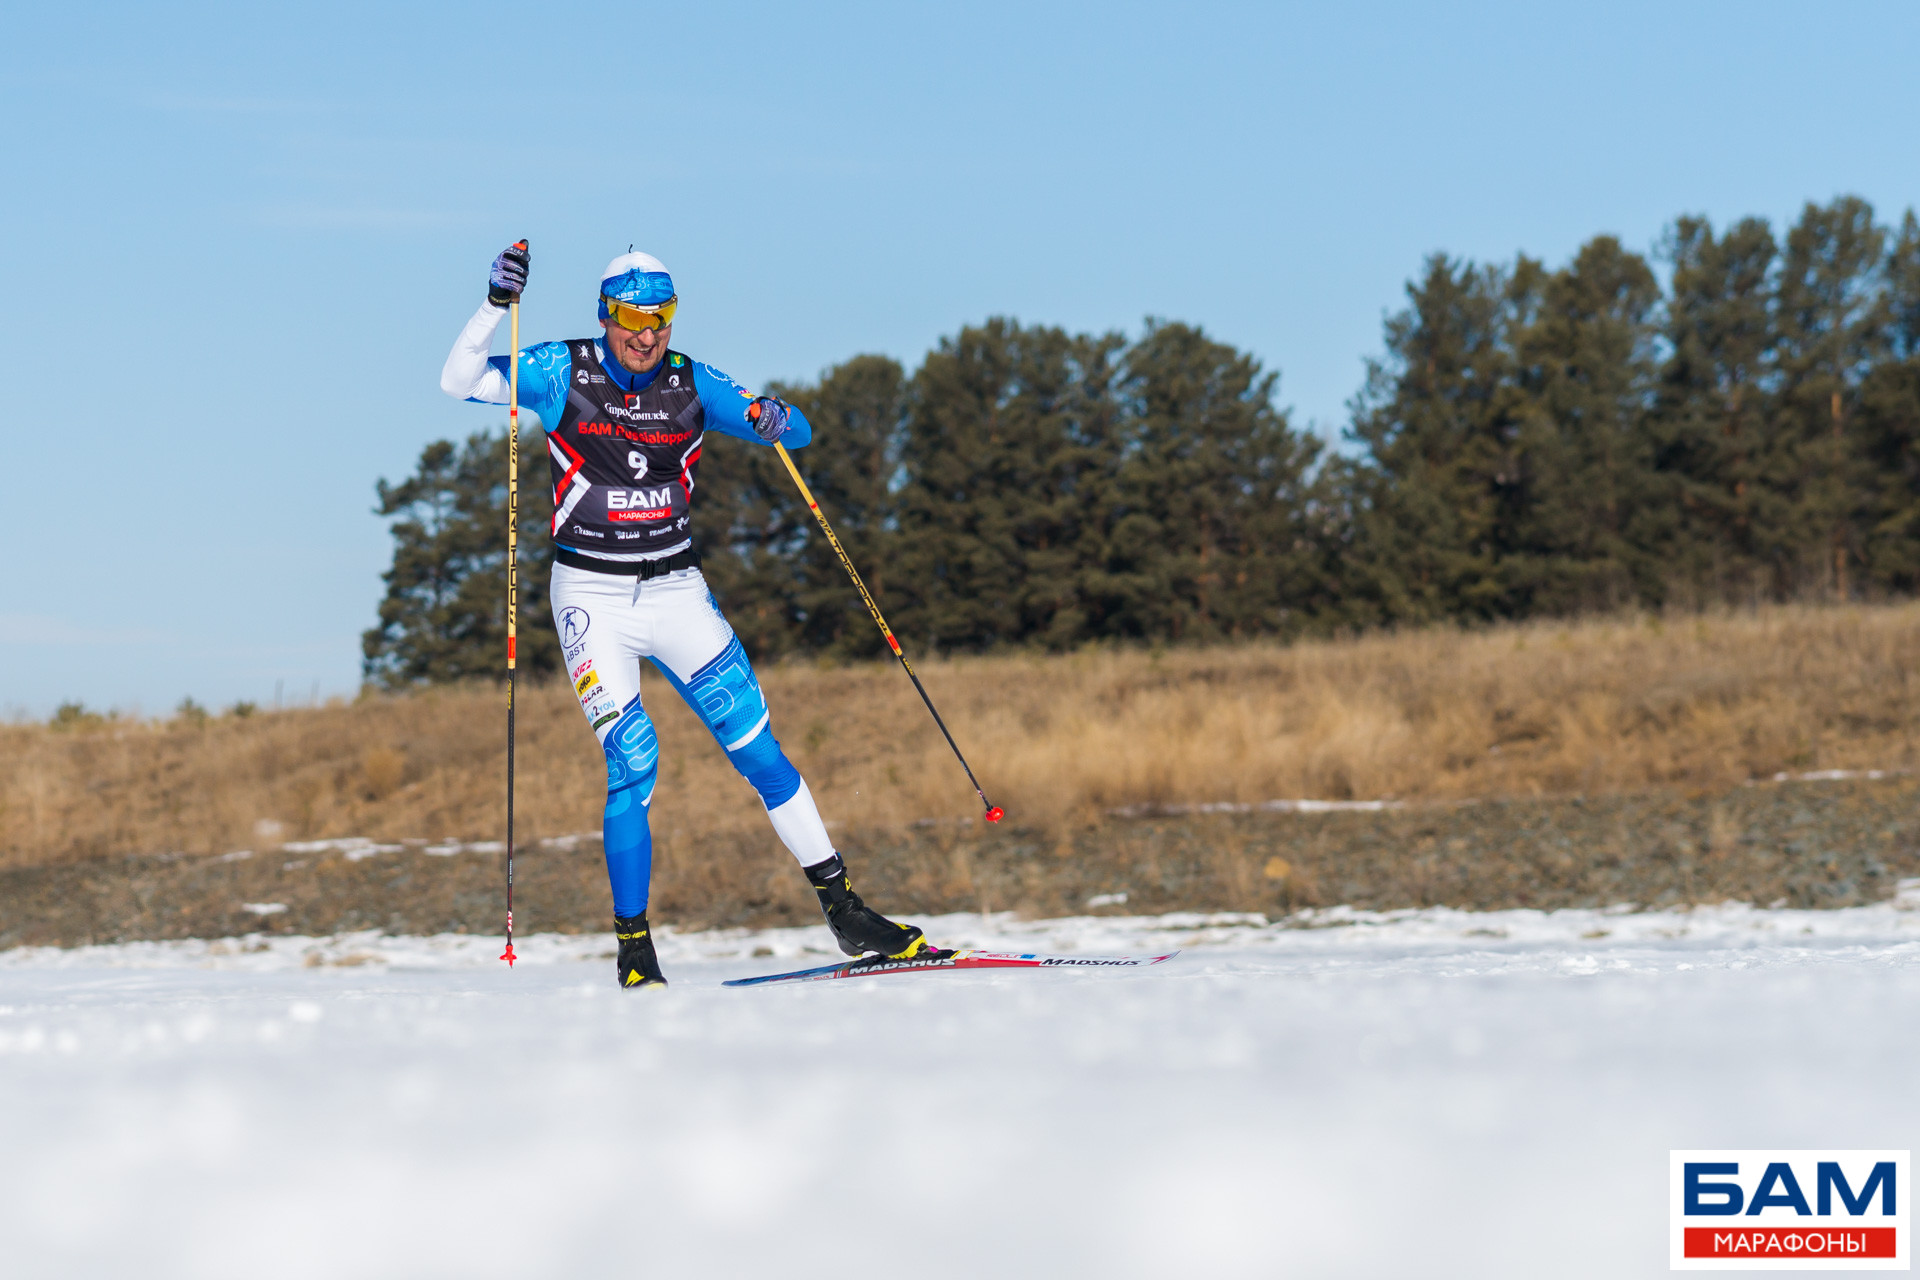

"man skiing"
[440, 242, 928, 988]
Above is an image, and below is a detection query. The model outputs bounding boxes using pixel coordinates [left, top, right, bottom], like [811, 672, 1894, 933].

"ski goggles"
[602, 294, 678, 332]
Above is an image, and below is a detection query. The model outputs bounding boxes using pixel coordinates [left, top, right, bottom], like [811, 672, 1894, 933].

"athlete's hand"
[747, 397, 791, 444]
[487, 240, 530, 307]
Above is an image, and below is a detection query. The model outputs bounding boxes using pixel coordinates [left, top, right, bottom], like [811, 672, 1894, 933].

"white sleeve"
[440, 301, 513, 404]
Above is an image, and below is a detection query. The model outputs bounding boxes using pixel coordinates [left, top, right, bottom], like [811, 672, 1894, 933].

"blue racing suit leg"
[648, 635, 802, 810]
[601, 694, 661, 918]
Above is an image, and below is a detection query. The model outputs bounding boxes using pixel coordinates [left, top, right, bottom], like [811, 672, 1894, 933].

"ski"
[723, 947, 1180, 988]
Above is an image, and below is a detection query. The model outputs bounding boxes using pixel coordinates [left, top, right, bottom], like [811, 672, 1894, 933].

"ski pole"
[501, 239, 527, 968]
[767, 435, 1002, 823]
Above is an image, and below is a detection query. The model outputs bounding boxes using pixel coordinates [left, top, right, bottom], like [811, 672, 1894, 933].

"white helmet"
[599, 252, 675, 313]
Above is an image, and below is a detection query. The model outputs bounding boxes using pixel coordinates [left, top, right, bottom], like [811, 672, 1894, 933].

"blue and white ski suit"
[441, 300, 834, 919]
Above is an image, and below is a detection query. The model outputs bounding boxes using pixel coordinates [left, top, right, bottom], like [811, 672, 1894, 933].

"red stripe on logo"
[1683, 1227, 1897, 1258]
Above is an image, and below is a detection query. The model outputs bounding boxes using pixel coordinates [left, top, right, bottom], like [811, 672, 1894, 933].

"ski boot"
[614, 912, 667, 989]
[806, 855, 928, 959]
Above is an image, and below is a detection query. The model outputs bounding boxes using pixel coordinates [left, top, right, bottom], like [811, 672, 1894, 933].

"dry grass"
[6, 602, 1920, 873]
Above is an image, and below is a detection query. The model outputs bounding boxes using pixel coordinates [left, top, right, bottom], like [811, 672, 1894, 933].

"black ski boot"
[806, 855, 927, 959]
[614, 912, 667, 989]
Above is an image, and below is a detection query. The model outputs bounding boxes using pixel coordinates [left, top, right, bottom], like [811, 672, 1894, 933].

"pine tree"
[1855, 211, 1920, 591]
[1344, 255, 1535, 622]
[1101, 320, 1331, 639]
[894, 319, 1124, 649]
[1505, 235, 1662, 611]
[1648, 214, 1780, 602]
[1770, 197, 1888, 599]
[362, 427, 555, 686]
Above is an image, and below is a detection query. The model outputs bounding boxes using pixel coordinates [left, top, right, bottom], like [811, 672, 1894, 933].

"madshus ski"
[723, 947, 1180, 988]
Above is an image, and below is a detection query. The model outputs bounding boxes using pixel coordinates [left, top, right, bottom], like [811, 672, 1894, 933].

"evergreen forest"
[364, 197, 1920, 685]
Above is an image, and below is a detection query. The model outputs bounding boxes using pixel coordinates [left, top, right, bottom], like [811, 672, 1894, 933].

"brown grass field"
[6, 602, 1920, 943]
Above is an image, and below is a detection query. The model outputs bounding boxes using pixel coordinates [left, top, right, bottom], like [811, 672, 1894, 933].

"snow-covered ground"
[4, 893, 1919, 1279]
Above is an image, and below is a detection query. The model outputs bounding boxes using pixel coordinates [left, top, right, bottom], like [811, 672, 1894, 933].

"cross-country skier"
[440, 242, 928, 988]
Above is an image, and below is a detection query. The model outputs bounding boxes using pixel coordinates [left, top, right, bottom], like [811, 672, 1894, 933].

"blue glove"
[488, 240, 529, 307]
[748, 397, 791, 443]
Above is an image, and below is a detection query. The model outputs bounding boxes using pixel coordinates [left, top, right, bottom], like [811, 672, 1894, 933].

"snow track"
[4, 896, 1918, 1279]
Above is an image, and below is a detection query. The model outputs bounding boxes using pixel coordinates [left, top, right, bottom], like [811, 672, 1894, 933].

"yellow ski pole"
[501, 238, 527, 967]
[767, 434, 1002, 823]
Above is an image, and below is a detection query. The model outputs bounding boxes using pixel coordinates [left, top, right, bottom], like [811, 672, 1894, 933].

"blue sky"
[6, 0, 1918, 718]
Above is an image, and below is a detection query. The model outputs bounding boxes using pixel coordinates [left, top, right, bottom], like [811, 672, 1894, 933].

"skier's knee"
[727, 726, 802, 809]
[603, 698, 659, 815]
[672, 636, 771, 750]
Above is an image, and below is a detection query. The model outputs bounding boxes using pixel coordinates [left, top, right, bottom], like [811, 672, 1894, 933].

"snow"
[1109, 796, 1403, 816]
[4, 894, 1918, 1279]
